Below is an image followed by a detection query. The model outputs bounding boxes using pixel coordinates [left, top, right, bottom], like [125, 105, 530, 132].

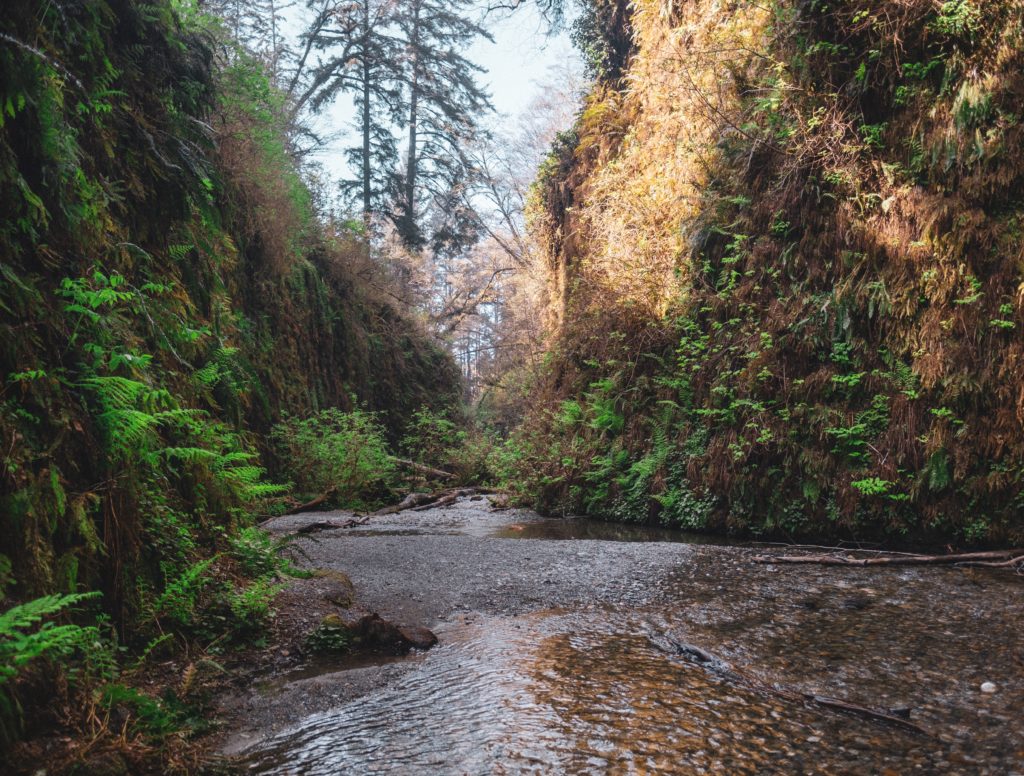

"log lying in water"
[752, 549, 1024, 568]
[657, 634, 930, 736]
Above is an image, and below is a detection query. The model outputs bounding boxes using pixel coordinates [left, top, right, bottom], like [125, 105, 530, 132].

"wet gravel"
[273, 502, 694, 624]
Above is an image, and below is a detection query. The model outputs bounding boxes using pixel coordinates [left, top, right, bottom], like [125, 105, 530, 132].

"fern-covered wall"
[515, 0, 1024, 544]
[0, 0, 459, 619]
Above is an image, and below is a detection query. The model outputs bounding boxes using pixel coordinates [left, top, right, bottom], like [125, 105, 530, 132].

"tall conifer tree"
[392, 0, 493, 251]
[299, 0, 403, 225]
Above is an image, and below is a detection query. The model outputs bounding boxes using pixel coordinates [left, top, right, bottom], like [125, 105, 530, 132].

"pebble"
[980, 682, 997, 694]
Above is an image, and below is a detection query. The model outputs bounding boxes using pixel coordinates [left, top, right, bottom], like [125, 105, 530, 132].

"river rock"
[398, 625, 439, 650]
[334, 608, 438, 654]
[313, 569, 355, 607]
[980, 681, 997, 693]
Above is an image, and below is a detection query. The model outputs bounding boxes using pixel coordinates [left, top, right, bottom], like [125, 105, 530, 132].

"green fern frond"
[0, 592, 99, 635]
[82, 376, 173, 412]
[97, 408, 159, 449]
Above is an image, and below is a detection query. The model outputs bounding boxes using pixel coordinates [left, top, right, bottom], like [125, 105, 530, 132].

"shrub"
[0, 593, 104, 747]
[271, 408, 397, 508]
[401, 407, 496, 484]
[224, 576, 285, 633]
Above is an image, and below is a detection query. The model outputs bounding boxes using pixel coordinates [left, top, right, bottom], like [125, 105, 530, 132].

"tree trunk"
[403, 1, 421, 244]
[361, 1, 372, 225]
[752, 549, 1024, 567]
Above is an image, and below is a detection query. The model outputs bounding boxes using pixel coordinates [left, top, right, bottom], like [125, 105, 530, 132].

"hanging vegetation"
[509, 0, 1024, 545]
[0, 0, 459, 766]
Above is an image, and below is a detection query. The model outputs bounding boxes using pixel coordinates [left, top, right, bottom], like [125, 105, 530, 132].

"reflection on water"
[490, 518, 735, 544]
[243, 574, 1024, 775]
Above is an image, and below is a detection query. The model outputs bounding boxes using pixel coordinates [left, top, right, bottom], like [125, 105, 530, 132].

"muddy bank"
[223, 498, 1024, 774]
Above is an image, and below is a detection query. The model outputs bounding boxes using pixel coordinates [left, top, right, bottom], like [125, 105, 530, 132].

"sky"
[469, 5, 580, 121]
[301, 2, 582, 182]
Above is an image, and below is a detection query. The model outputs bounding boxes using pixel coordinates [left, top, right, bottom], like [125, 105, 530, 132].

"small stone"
[980, 682, 997, 694]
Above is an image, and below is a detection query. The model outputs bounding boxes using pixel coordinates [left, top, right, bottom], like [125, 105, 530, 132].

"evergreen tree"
[247, 0, 296, 82]
[298, 0, 404, 225]
[205, 0, 294, 80]
[392, 0, 493, 251]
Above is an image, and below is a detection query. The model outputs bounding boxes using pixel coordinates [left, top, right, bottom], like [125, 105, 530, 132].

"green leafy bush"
[225, 576, 285, 632]
[228, 526, 306, 579]
[402, 408, 462, 471]
[401, 407, 495, 484]
[271, 408, 397, 508]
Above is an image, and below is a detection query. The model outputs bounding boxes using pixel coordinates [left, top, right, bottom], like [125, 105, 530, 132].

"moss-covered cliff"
[0, 0, 458, 618]
[514, 0, 1024, 544]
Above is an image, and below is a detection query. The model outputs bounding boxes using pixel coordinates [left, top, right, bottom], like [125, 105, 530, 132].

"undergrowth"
[0, 0, 459, 770]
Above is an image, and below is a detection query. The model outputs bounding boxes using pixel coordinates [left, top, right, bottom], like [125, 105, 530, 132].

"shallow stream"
[237, 502, 1024, 774]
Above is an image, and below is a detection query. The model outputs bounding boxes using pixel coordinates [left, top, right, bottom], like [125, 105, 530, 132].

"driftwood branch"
[390, 457, 455, 480]
[752, 549, 1024, 568]
[656, 635, 929, 735]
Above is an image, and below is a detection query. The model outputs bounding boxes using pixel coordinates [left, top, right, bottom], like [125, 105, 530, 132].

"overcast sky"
[299, 2, 582, 182]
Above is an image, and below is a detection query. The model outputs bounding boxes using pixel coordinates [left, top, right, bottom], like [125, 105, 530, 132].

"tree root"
[656, 634, 930, 735]
[752, 549, 1024, 568]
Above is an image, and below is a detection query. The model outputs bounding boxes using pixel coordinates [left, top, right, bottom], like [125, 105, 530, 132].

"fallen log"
[295, 515, 371, 534]
[657, 634, 929, 736]
[280, 488, 338, 516]
[372, 492, 435, 516]
[295, 520, 343, 535]
[408, 486, 503, 512]
[752, 549, 1024, 567]
[389, 457, 455, 480]
[412, 494, 458, 511]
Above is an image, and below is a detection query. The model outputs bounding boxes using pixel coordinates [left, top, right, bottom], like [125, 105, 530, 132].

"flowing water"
[239, 506, 1024, 774]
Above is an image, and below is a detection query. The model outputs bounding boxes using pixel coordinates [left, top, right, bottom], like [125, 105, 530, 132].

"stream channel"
[226, 498, 1024, 774]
